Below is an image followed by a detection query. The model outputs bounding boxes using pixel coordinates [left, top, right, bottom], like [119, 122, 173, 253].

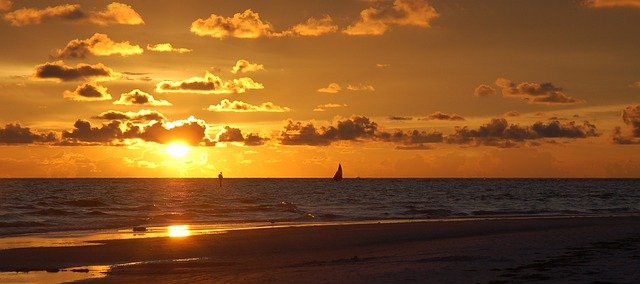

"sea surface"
[1, 178, 639, 237]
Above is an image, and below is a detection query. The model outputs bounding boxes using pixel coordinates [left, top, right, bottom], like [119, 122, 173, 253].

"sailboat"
[332, 163, 343, 181]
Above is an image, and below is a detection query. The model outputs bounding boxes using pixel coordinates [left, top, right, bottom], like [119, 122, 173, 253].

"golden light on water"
[167, 225, 191, 237]
[166, 143, 190, 158]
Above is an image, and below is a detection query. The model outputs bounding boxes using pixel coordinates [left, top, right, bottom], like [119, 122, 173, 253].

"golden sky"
[0, 0, 639, 177]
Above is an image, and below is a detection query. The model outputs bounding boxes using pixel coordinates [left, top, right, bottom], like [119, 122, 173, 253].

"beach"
[1, 216, 639, 283]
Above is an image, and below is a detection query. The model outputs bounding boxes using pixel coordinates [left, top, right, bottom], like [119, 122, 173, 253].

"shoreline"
[1, 216, 639, 283]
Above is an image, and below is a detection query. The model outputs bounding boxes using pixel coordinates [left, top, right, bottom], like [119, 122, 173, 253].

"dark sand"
[1, 217, 640, 283]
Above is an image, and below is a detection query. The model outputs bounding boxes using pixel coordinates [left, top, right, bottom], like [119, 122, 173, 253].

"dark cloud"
[424, 112, 465, 121]
[504, 111, 520, 117]
[62, 120, 135, 143]
[63, 83, 112, 101]
[0, 123, 57, 144]
[54, 33, 143, 59]
[93, 110, 165, 122]
[280, 116, 379, 145]
[474, 84, 496, 97]
[613, 105, 640, 144]
[495, 78, 584, 105]
[156, 72, 263, 94]
[33, 61, 120, 82]
[3, 2, 143, 27]
[217, 126, 269, 146]
[113, 89, 171, 106]
[244, 133, 268, 146]
[388, 116, 413, 121]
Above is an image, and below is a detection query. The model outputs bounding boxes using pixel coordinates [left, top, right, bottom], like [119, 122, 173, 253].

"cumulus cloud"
[378, 129, 444, 145]
[347, 84, 376, 92]
[231, 59, 264, 74]
[504, 111, 520, 117]
[94, 110, 165, 122]
[0, 0, 12, 11]
[474, 84, 496, 97]
[207, 99, 290, 112]
[3, 2, 144, 27]
[190, 9, 278, 39]
[0, 123, 57, 144]
[495, 78, 584, 105]
[446, 118, 598, 146]
[113, 89, 172, 106]
[32, 61, 120, 82]
[156, 72, 264, 94]
[63, 83, 112, 101]
[147, 43, 192, 53]
[585, 0, 640, 8]
[424, 112, 465, 121]
[217, 126, 268, 146]
[318, 83, 342, 94]
[343, 0, 439, 35]
[313, 103, 347, 112]
[54, 33, 143, 59]
[289, 15, 338, 36]
[613, 105, 640, 144]
[281, 116, 379, 146]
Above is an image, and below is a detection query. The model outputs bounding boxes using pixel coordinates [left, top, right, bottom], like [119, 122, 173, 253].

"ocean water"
[0, 178, 639, 237]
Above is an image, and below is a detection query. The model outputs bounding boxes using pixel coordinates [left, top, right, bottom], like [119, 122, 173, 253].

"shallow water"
[1, 178, 639, 237]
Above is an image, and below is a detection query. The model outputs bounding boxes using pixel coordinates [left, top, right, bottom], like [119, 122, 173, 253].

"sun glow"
[167, 225, 191, 237]
[166, 143, 190, 158]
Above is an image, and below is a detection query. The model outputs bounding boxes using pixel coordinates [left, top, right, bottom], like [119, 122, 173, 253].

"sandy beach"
[1, 216, 639, 283]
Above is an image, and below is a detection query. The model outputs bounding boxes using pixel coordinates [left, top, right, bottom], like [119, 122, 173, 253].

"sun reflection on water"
[167, 225, 191, 237]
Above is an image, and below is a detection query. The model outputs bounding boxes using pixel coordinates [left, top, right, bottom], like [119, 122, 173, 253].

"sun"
[166, 143, 190, 158]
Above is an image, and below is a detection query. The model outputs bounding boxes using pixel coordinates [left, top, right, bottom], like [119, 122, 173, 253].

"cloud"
[585, 0, 640, 8]
[388, 116, 413, 120]
[313, 103, 347, 112]
[62, 120, 135, 144]
[289, 15, 338, 36]
[190, 9, 278, 39]
[504, 111, 520, 117]
[54, 33, 143, 59]
[424, 111, 465, 121]
[94, 110, 165, 122]
[347, 84, 376, 92]
[217, 126, 268, 146]
[113, 89, 172, 106]
[156, 72, 264, 94]
[613, 105, 640, 144]
[376, 63, 391, 68]
[231, 59, 264, 74]
[343, 0, 439, 35]
[280, 116, 379, 146]
[32, 61, 120, 82]
[495, 78, 584, 105]
[63, 83, 112, 101]
[474, 84, 496, 97]
[3, 2, 144, 27]
[378, 129, 444, 145]
[0, 0, 12, 11]
[0, 123, 57, 144]
[207, 99, 290, 112]
[446, 118, 598, 146]
[147, 43, 192, 53]
[318, 83, 342, 94]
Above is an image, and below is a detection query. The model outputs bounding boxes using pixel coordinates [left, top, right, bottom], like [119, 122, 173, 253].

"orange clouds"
[32, 61, 120, 82]
[318, 83, 342, 94]
[3, 2, 144, 27]
[231, 59, 264, 74]
[54, 33, 143, 59]
[63, 83, 112, 101]
[313, 103, 348, 112]
[290, 16, 338, 36]
[317, 83, 375, 93]
[344, 0, 439, 35]
[0, 0, 12, 11]
[156, 72, 264, 94]
[494, 78, 584, 105]
[425, 112, 465, 121]
[347, 84, 375, 92]
[147, 43, 192, 53]
[94, 110, 165, 122]
[207, 99, 290, 112]
[113, 89, 172, 106]
[190, 9, 276, 39]
[585, 0, 640, 8]
[474, 84, 496, 97]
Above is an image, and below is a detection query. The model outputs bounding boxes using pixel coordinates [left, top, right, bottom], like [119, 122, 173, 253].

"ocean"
[1, 178, 639, 237]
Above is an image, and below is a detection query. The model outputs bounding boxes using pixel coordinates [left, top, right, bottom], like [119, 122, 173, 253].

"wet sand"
[1, 216, 639, 283]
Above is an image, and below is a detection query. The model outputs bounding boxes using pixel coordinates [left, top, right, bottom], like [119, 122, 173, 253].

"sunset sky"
[0, 0, 639, 177]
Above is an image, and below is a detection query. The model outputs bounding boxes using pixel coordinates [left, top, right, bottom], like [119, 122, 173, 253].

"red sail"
[333, 163, 343, 180]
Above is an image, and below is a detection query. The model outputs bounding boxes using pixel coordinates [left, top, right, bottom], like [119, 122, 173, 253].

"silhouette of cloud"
[474, 84, 496, 97]
[344, 0, 439, 35]
[0, 123, 57, 144]
[289, 15, 338, 36]
[63, 83, 112, 101]
[94, 110, 165, 122]
[280, 116, 379, 145]
[504, 111, 520, 117]
[217, 126, 268, 146]
[147, 43, 192, 53]
[585, 0, 640, 8]
[231, 59, 264, 74]
[32, 61, 120, 82]
[613, 105, 640, 144]
[388, 116, 413, 120]
[156, 72, 263, 94]
[318, 83, 342, 93]
[113, 89, 172, 106]
[495, 78, 584, 105]
[3, 2, 144, 27]
[54, 33, 143, 59]
[207, 99, 290, 112]
[424, 112, 465, 121]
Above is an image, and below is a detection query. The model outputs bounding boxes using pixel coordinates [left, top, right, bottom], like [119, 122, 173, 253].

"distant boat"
[333, 163, 343, 181]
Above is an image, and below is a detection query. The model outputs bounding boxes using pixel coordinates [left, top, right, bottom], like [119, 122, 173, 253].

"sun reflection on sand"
[167, 225, 191, 237]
